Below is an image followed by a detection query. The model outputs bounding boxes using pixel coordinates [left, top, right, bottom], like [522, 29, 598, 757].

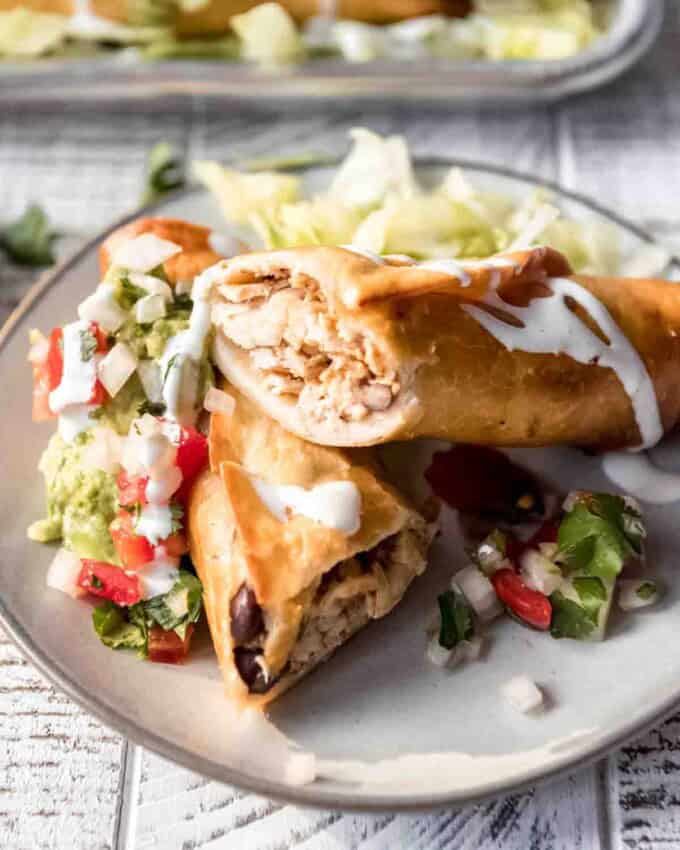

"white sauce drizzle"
[137, 546, 180, 600]
[57, 404, 95, 443]
[417, 259, 472, 285]
[602, 452, 680, 504]
[159, 271, 214, 426]
[77, 282, 127, 333]
[462, 277, 662, 449]
[249, 476, 362, 535]
[49, 320, 99, 414]
[340, 245, 387, 265]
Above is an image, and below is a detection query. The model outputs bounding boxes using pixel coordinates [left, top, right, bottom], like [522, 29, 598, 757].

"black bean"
[233, 648, 274, 694]
[230, 583, 264, 643]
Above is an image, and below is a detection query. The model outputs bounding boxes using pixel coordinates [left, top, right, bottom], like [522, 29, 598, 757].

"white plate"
[2, 160, 679, 812]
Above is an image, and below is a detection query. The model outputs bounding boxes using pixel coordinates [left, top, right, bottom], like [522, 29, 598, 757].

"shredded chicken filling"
[215, 273, 400, 423]
[232, 521, 429, 693]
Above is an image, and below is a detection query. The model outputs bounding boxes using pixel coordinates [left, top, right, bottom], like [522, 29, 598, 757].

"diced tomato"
[78, 560, 142, 606]
[148, 625, 194, 664]
[527, 520, 559, 550]
[163, 531, 188, 558]
[30, 352, 53, 422]
[46, 327, 64, 393]
[116, 470, 148, 507]
[110, 510, 155, 570]
[425, 445, 544, 523]
[91, 323, 109, 354]
[174, 427, 209, 503]
[492, 568, 552, 631]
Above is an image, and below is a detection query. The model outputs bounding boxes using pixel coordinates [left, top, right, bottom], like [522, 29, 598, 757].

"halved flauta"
[209, 245, 680, 450]
[188, 385, 435, 707]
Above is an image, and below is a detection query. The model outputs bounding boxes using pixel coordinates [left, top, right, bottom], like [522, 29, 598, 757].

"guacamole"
[28, 432, 119, 563]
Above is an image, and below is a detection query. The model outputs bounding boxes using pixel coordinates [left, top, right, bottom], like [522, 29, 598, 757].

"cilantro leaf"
[137, 400, 167, 417]
[79, 327, 97, 361]
[144, 570, 202, 639]
[573, 576, 606, 624]
[170, 502, 184, 534]
[549, 591, 596, 640]
[557, 492, 643, 581]
[92, 601, 147, 654]
[115, 275, 147, 310]
[636, 580, 657, 601]
[438, 590, 474, 650]
[0, 204, 57, 266]
[142, 142, 185, 206]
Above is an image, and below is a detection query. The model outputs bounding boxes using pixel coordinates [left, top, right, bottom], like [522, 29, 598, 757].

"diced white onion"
[460, 635, 484, 662]
[137, 359, 163, 404]
[538, 542, 558, 560]
[81, 425, 122, 474]
[426, 634, 454, 668]
[520, 549, 563, 596]
[453, 565, 503, 622]
[127, 272, 173, 302]
[46, 548, 85, 598]
[284, 751, 317, 787]
[78, 282, 127, 332]
[203, 386, 236, 417]
[562, 491, 583, 513]
[618, 579, 659, 611]
[27, 329, 49, 364]
[134, 293, 167, 324]
[501, 675, 544, 714]
[111, 233, 181, 273]
[97, 342, 138, 398]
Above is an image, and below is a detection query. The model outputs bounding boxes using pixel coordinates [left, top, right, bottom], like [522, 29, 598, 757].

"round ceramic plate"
[2, 159, 680, 812]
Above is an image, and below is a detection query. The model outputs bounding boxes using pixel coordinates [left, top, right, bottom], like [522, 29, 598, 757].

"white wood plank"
[0, 631, 124, 850]
[132, 750, 601, 850]
[605, 714, 680, 850]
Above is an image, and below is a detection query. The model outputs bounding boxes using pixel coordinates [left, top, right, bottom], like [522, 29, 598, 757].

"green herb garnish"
[437, 590, 474, 650]
[137, 399, 167, 417]
[0, 204, 57, 266]
[92, 601, 147, 653]
[636, 580, 657, 601]
[115, 276, 147, 310]
[170, 502, 184, 533]
[549, 591, 596, 640]
[91, 574, 104, 590]
[144, 571, 202, 639]
[557, 493, 644, 581]
[79, 327, 97, 361]
[142, 141, 185, 205]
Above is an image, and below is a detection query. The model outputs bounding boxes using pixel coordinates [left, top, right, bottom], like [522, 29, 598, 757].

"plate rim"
[2, 156, 680, 812]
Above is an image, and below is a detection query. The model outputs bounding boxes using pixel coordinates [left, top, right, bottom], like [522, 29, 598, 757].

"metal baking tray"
[0, 0, 662, 106]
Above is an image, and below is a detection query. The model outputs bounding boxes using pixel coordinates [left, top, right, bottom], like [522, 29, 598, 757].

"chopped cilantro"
[172, 292, 193, 310]
[162, 353, 180, 385]
[437, 590, 474, 650]
[92, 601, 147, 654]
[557, 492, 644, 581]
[79, 327, 97, 362]
[115, 276, 147, 310]
[91, 574, 104, 590]
[0, 204, 57, 267]
[549, 591, 596, 640]
[637, 580, 657, 601]
[137, 400, 167, 417]
[572, 576, 606, 624]
[144, 571, 202, 639]
[142, 142, 185, 206]
[170, 502, 184, 534]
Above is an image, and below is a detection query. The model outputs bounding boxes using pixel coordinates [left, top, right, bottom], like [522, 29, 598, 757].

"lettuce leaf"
[230, 2, 303, 66]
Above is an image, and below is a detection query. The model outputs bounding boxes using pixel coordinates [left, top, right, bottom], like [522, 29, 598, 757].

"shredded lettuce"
[192, 160, 300, 226]
[230, 2, 304, 66]
[0, 8, 69, 58]
[194, 126, 663, 275]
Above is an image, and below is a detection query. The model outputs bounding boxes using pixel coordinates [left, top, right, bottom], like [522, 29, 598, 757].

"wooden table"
[2, 9, 680, 848]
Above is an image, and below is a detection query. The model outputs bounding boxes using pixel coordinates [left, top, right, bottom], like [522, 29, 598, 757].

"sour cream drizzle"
[250, 476, 362, 535]
[160, 271, 214, 426]
[602, 452, 680, 505]
[462, 277, 663, 450]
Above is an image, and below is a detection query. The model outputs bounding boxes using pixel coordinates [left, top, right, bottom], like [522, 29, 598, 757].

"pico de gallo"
[424, 446, 660, 671]
[28, 231, 222, 663]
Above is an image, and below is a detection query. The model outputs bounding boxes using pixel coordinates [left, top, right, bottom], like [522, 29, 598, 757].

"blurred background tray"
[0, 0, 662, 106]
